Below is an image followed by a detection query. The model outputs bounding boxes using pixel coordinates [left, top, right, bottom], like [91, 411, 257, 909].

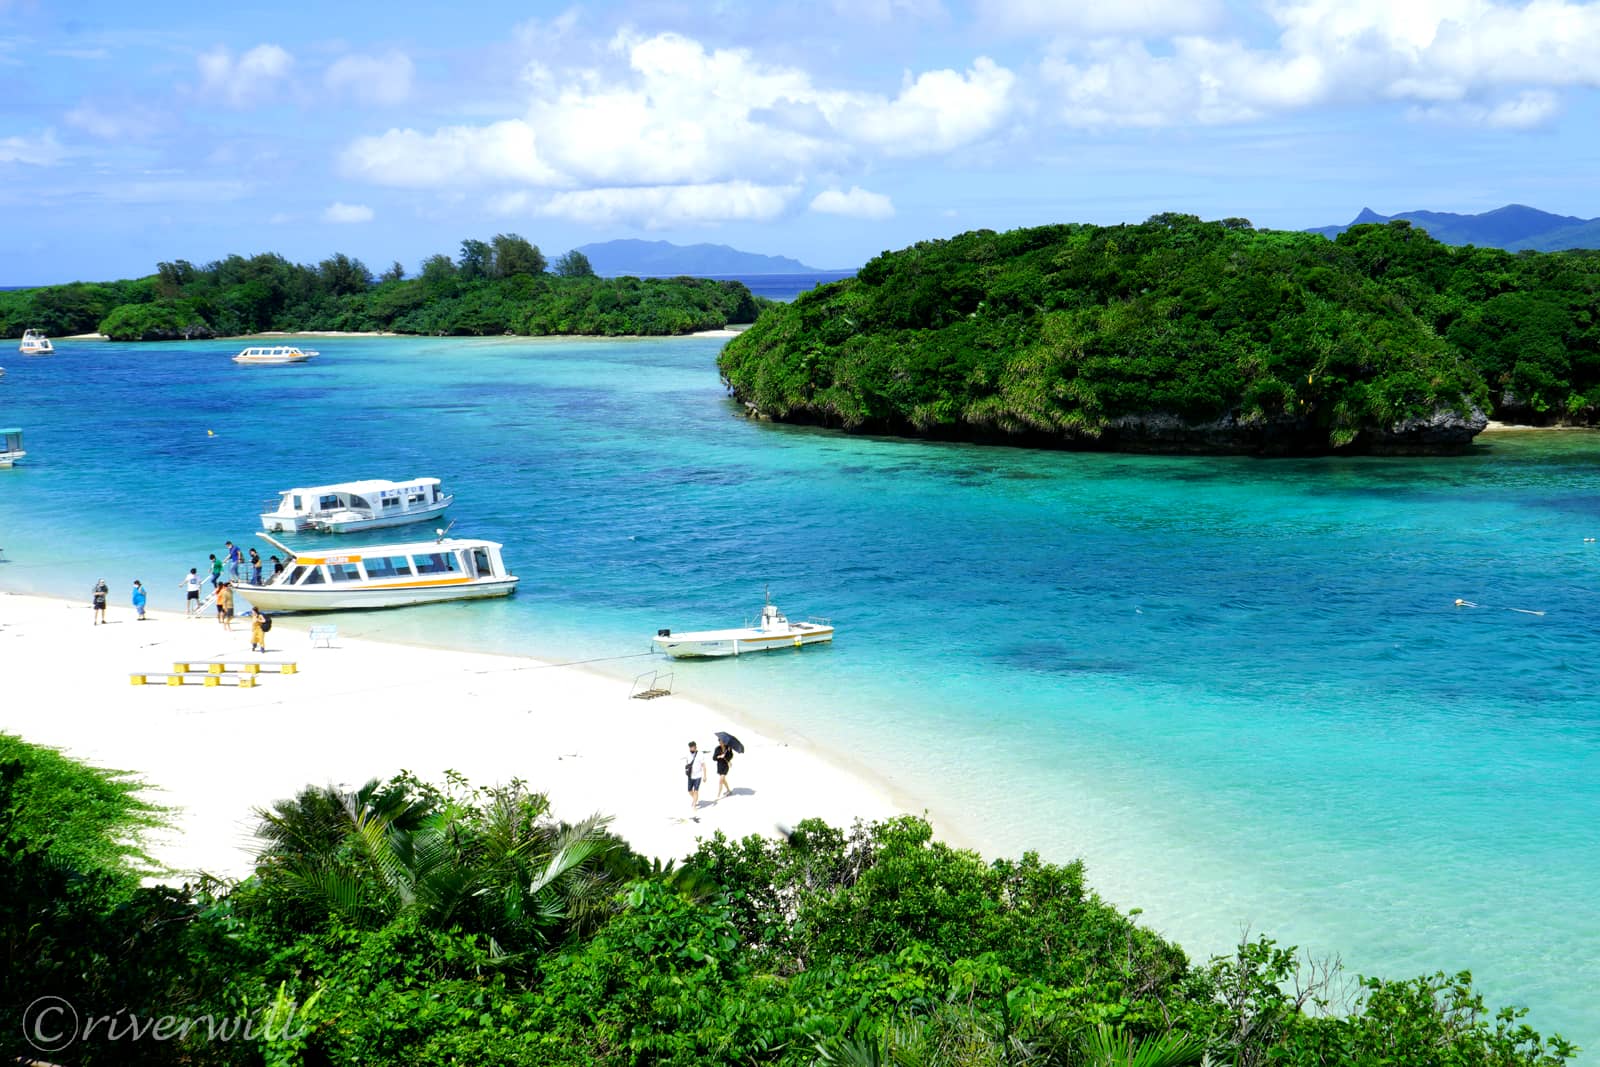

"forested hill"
[0, 235, 765, 341]
[719, 215, 1600, 455]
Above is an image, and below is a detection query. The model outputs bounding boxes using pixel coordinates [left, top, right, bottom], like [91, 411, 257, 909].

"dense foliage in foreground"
[0, 235, 765, 341]
[719, 215, 1600, 449]
[0, 735, 1576, 1065]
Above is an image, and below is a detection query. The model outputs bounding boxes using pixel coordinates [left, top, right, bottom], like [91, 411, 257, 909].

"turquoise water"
[1, 336, 1597, 1051]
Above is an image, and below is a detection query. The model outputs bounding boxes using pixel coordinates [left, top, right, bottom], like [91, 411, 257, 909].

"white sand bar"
[0, 593, 906, 882]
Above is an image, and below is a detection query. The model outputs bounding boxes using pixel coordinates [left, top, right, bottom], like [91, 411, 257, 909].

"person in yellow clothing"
[249, 608, 266, 653]
[216, 582, 234, 631]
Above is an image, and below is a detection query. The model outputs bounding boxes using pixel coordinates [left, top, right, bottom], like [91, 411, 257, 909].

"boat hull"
[653, 627, 834, 659]
[236, 576, 518, 613]
[260, 496, 453, 534]
[0, 452, 22, 468]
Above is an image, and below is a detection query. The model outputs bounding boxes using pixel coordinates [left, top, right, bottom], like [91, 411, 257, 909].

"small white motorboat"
[234, 345, 317, 364]
[0, 428, 25, 468]
[653, 595, 834, 658]
[237, 531, 518, 612]
[261, 478, 453, 534]
[19, 330, 53, 355]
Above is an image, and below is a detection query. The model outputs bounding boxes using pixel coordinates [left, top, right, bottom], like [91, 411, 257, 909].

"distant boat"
[234, 345, 316, 364]
[260, 478, 453, 534]
[0, 428, 25, 468]
[18, 330, 52, 355]
[653, 595, 834, 658]
[238, 531, 518, 612]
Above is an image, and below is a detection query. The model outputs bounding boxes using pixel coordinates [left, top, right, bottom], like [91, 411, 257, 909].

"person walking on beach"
[248, 547, 262, 585]
[713, 739, 735, 801]
[249, 608, 267, 653]
[180, 568, 201, 615]
[131, 579, 147, 621]
[216, 581, 234, 630]
[208, 553, 223, 590]
[225, 541, 242, 581]
[91, 578, 108, 625]
[683, 741, 708, 821]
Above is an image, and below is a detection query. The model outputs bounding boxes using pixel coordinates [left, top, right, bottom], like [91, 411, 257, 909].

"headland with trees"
[719, 215, 1600, 455]
[0, 233, 766, 341]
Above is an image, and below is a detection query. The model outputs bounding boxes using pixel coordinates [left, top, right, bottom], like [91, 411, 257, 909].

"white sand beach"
[0, 592, 908, 882]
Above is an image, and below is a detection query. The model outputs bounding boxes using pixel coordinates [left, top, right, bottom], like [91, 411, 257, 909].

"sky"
[3, 0, 1600, 285]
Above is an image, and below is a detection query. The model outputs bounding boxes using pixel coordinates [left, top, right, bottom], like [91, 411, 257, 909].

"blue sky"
[3, 0, 1599, 285]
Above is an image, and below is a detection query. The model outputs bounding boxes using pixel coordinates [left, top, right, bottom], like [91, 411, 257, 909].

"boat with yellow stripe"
[237, 532, 517, 612]
[653, 595, 834, 659]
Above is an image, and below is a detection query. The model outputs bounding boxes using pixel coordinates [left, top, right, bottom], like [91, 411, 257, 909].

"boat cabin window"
[349, 495, 370, 510]
[328, 563, 363, 583]
[319, 495, 340, 510]
[363, 555, 414, 578]
[380, 495, 400, 510]
[296, 566, 326, 586]
[413, 552, 458, 575]
[407, 493, 427, 505]
[291, 495, 303, 511]
[471, 548, 492, 576]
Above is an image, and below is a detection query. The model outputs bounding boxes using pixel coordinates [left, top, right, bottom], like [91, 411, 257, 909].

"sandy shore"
[0, 592, 906, 883]
[1481, 421, 1592, 433]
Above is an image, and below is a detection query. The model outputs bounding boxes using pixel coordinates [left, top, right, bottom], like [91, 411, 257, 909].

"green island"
[2, 734, 1574, 1065]
[719, 214, 1600, 454]
[0, 235, 764, 341]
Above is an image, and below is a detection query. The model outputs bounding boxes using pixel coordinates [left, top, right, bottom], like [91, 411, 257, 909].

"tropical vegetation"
[719, 214, 1600, 450]
[0, 235, 765, 341]
[0, 734, 1577, 1065]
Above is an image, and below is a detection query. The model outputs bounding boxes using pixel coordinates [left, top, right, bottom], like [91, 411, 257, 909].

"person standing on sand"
[249, 609, 266, 653]
[217, 582, 234, 630]
[131, 579, 147, 621]
[713, 739, 734, 800]
[91, 578, 108, 625]
[208, 554, 222, 590]
[181, 568, 201, 615]
[683, 741, 708, 821]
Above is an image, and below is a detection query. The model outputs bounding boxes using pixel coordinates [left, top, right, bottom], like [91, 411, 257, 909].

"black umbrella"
[715, 731, 745, 754]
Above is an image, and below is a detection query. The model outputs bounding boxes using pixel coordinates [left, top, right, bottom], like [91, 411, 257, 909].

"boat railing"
[804, 616, 832, 627]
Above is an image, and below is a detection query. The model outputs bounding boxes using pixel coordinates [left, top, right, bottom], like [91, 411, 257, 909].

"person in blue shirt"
[225, 541, 242, 581]
[131, 579, 147, 621]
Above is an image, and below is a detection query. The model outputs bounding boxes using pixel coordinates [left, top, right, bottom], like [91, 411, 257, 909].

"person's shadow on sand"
[723, 787, 756, 798]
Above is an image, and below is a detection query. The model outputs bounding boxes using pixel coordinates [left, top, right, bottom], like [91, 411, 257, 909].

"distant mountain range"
[573, 239, 823, 276]
[1307, 204, 1600, 252]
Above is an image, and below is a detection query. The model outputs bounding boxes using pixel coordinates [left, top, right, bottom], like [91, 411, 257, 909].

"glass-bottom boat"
[237, 532, 518, 612]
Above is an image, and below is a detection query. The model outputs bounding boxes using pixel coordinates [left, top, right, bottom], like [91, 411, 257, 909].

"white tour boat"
[261, 478, 453, 534]
[19, 330, 53, 355]
[0, 428, 24, 468]
[237, 532, 518, 612]
[233, 345, 317, 364]
[652, 596, 834, 658]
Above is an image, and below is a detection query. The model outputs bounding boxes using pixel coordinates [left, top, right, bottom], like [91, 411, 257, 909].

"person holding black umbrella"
[714, 731, 743, 801]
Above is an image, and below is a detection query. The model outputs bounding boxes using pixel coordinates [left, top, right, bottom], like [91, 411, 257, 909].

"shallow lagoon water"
[1, 336, 1596, 1051]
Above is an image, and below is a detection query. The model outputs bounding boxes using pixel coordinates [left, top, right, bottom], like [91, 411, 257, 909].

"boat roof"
[276, 478, 442, 495]
[0, 428, 21, 434]
[267, 536, 501, 563]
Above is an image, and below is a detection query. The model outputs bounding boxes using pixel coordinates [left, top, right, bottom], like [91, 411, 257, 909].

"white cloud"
[537, 181, 801, 227]
[197, 43, 294, 107]
[978, 0, 1223, 36]
[0, 130, 65, 165]
[810, 185, 896, 219]
[1037, 0, 1600, 129]
[325, 51, 414, 105]
[65, 102, 161, 140]
[833, 0, 946, 22]
[342, 120, 563, 187]
[322, 201, 374, 223]
[339, 30, 1015, 226]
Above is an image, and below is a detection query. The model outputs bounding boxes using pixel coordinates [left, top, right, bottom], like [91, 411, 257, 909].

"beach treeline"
[0, 734, 1576, 1065]
[0, 235, 765, 340]
[720, 215, 1600, 451]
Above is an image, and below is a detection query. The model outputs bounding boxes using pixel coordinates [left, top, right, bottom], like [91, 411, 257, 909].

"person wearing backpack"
[250, 608, 271, 652]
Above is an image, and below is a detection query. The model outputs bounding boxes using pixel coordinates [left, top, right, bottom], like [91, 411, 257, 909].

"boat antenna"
[435, 520, 456, 543]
